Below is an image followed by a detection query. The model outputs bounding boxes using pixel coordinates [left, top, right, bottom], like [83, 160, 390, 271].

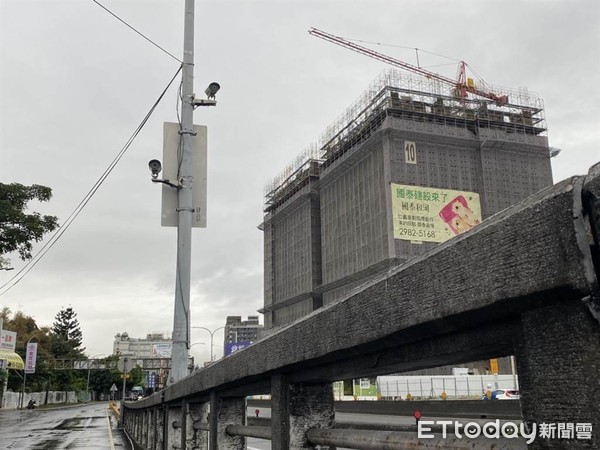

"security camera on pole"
[148, 0, 218, 384]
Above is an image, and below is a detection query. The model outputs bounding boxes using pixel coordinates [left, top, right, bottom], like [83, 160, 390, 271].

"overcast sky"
[1, 0, 598, 365]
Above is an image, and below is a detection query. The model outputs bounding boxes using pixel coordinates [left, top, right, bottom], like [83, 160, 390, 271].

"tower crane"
[308, 27, 508, 106]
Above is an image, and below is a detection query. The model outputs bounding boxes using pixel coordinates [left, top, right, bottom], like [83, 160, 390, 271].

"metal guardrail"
[225, 424, 525, 449]
[306, 428, 521, 450]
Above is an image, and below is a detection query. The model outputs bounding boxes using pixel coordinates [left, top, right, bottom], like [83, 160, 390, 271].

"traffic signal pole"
[170, 0, 195, 384]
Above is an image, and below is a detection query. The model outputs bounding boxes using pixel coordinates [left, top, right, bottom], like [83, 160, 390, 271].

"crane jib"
[308, 27, 509, 105]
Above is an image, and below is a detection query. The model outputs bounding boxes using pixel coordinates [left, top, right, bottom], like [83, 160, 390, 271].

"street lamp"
[192, 327, 225, 362]
[86, 354, 106, 394]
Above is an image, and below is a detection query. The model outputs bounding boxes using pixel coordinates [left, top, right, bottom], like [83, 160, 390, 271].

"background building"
[113, 331, 173, 389]
[113, 331, 172, 358]
[261, 69, 553, 375]
[223, 316, 263, 356]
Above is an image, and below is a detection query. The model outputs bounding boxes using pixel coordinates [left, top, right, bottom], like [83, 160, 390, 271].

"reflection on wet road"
[0, 402, 129, 449]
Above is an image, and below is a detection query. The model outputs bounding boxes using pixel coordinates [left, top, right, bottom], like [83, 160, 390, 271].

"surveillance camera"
[205, 82, 221, 99]
[148, 159, 162, 179]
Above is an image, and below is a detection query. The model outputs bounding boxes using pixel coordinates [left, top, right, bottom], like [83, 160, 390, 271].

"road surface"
[0, 402, 128, 449]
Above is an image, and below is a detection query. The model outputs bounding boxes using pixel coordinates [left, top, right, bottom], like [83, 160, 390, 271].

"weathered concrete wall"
[160, 172, 596, 401]
[125, 162, 600, 449]
[1, 390, 81, 409]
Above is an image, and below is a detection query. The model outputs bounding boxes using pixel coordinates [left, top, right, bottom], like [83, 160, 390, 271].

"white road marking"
[106, 408, 116, 450]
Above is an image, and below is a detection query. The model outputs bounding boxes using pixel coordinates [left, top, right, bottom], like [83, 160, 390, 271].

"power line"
[0, 65, 183, 297]
[91, 0, 182, 63]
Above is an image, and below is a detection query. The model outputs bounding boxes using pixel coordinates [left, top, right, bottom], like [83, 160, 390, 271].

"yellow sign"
[121, 373, 130, 379]
[390, 184, 482, 243]
[489, 358, 499, 374]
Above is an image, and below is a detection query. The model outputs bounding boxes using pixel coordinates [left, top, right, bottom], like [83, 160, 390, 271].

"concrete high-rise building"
[261, 69, 553, 332]
[224, 315, 263, 345]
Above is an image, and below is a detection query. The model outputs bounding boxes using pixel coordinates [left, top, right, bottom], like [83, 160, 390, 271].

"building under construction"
[260, 68, 553, 332]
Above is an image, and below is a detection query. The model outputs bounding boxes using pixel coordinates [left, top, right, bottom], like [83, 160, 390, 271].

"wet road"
[0, 402, 130, 449]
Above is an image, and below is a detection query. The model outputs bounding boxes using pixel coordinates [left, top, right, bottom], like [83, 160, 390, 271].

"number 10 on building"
[405, 141, 417, 164]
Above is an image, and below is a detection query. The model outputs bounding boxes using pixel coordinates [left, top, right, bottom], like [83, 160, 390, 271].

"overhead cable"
[91, 0, 182, 63]
[0, 65, 183, 296]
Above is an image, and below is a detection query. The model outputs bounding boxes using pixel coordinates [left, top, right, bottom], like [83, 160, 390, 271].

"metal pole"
[0, 318, 6, 408]
[171, 0, 195, 384]
[20, 334, 38, 409]
[122, 374, 127, 402]
[21, 370, 27, 409]
[510, 355, 518, 389]
[86, 354, 105, 395]
[192, 326, 224, 364]
[86, 364, 91, 393]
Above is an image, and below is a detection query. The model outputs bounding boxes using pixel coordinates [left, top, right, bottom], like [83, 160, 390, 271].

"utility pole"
[170, 0, 196, 384]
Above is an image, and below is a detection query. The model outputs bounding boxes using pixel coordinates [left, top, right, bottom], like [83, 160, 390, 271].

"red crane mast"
[308, 28, 508, 105]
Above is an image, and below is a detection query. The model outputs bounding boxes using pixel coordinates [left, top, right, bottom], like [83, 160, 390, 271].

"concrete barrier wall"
[1, 390, 82, 410]
[125, 163, 600, 450]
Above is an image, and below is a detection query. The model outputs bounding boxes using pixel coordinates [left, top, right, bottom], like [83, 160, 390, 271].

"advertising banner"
[0, 330, 17, 351]
[152, 343, 172, 358]
[391, 183, 482, 243]
[224, 341, 252, 356]
[25, 342, 37, 374]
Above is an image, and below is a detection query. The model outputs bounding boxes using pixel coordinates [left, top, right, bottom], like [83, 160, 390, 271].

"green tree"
[128, 365, 144, 389]
[50, 307, 87, 391]
[51, 306, 85, 358]
[88, 355, 122, 395]
[0, 308, 54, 392]
[0, 182, 59, 269]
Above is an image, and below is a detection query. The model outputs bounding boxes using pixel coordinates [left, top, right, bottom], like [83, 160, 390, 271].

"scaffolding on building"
[264, 69, 546, 211]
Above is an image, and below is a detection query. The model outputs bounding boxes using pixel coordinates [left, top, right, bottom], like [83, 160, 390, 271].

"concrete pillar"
[166, 404, 184, 449]
[271, 374, 290, 450]
[181, 400, 188, 450]
[209, 392, 246, 450]
[132, 411, 138, 442]
[187, 401, 209, 450]
[515, 299, 600, 449]
[124, 410, 131, 436]
[156, 406, 165, 450]
[151, 407, 160, 450]
[136, 410, 142, 443]
[147, 408, 155, 450]
[141, 409, 148, 449]
[289, 382, 335, 449]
